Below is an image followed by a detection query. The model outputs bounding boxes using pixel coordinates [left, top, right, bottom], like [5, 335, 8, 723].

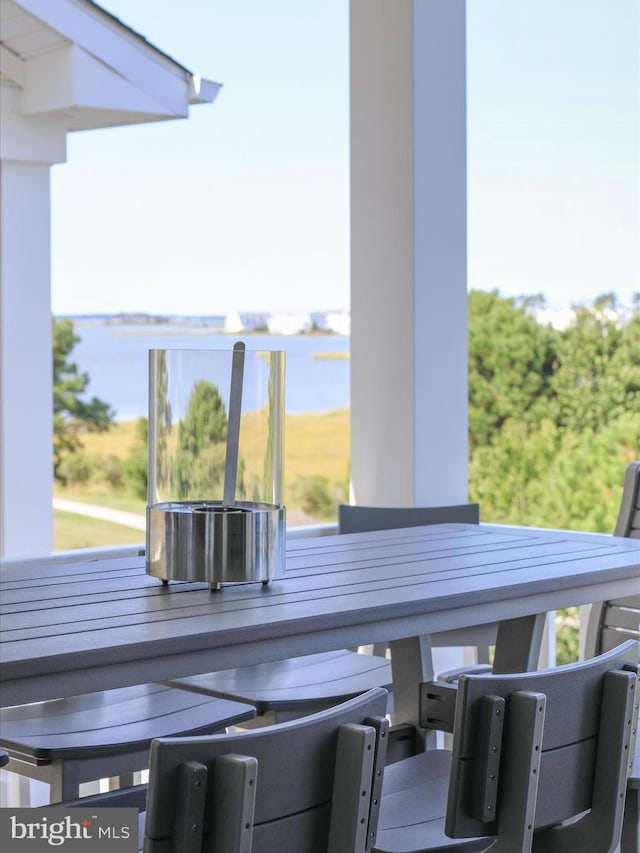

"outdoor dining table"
[1, 522, 638, 737]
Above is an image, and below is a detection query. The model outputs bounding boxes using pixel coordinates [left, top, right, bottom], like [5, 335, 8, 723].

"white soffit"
[0, 0, 220, 130]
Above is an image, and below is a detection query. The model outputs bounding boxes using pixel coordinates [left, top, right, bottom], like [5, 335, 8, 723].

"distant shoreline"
[59, 314, 348, 337]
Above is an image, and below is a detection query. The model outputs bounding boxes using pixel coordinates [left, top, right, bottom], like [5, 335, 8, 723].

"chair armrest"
[386, 723, 418, 764]
[436, 664, 493, 684]
[418, 682, 458, 733]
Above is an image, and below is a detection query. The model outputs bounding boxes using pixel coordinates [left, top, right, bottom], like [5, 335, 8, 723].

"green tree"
[124, 417, 149, 500]
[533, 413, 640, 534]
[290, 473, 348, 522]
[468, 290, 558, 451]
[549, 293, 640, 433]
[468, 292, 639, 533]
[53, 317, 113, 481]
[174, 380, 231, 499]
[469, 417, 561, 526]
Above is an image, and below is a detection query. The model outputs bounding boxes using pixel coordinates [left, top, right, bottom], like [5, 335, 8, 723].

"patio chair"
[62, 686, 390, 853]
[61, 644, 638, 853]
[438, 463, 640, 685]
[585, 584, 640, 853]
[372, 639, 640, 853]
[585, 460, 640, 658]
[426, 461, 640, 851]
[0, 683, 255, 803]
[583, 460, 640, 853]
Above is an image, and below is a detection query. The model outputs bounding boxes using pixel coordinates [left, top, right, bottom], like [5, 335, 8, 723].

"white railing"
[0, 523, 339, 571]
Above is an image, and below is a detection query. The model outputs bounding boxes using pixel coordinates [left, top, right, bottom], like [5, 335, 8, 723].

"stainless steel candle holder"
[146, 344, 286, 589]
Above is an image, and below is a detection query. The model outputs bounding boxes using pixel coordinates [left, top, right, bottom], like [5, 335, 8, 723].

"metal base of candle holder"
[146, 501, 286, 590]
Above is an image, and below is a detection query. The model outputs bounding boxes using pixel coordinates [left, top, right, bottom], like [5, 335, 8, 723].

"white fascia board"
[14, 0, 219, 112]
[22, 44, 190, 120]
[0, 44, 25, 86]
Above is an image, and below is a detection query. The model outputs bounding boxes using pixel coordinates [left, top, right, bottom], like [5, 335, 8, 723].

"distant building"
[534, 307, 576, 330]
[534, 305, 633, 331]
[268, 313, 312, 335]
[325, 311, 351, 335]
[225, 312, 269, 333]
[224, 310, 351, 335]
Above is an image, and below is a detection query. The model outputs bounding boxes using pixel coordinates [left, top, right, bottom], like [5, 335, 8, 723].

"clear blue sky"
[50, 0, 639, 317]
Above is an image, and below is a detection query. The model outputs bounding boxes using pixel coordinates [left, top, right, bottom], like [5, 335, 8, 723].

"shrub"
[57, 451, 95, 487]
[291, 474, 348, 522]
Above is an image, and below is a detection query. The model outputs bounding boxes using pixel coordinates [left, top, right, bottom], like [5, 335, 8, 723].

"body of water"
[71, 324, 350, 421]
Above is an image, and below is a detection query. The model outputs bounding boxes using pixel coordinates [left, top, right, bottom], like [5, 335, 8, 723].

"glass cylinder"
[146, 345, 285, 588]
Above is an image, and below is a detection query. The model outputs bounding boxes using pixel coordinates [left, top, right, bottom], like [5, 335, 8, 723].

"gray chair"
[583, 460, 640, 853]
[337, 502, 481, 535]
[64, 645, 638, 853]
[0, 683, 255, 802]
[585, 459, 640, 658]
[339, 502, 545, 677]
[373, 640, 639, 853]
[63, 686, 390, 853]
[425, 462, 640, 851]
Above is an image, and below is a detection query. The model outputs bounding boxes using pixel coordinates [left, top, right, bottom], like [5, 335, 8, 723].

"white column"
[350, 0, 468, 507]
[0, 159, 54, 558]
[0, 86, 66, 558]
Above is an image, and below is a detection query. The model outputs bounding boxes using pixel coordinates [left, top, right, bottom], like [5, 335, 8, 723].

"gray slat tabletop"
[1, 523, 638, 709]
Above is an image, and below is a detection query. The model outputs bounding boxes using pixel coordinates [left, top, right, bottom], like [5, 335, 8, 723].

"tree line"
[467, 290, 639, 533]
[53, 288, 639, 533]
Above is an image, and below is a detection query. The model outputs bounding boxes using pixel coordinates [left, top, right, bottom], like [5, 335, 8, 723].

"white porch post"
[350, 0, 468, 507]
[0, 92, 66, 559]
[0, 163, 55, 558]
[0, 1, 219, 561]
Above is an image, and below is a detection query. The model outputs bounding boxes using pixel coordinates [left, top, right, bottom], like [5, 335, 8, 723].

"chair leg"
[111, 773, 136, 789]
[49, 759, 81, 803]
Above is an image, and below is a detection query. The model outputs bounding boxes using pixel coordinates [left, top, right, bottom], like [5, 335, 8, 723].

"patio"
[0, 1, 638, 846]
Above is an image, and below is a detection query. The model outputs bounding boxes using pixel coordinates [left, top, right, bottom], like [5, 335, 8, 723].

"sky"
[50, 0, 639, 317]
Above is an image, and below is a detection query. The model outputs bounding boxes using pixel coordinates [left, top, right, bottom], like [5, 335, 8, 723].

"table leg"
[389, 635, 438, 750]
[492, 613, 548, 674]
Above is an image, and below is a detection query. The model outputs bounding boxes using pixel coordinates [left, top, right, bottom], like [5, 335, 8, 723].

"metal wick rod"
[223, 341, 245, 506]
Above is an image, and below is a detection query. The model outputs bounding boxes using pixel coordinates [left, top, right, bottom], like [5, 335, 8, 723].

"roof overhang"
[0, 0, 220, 132]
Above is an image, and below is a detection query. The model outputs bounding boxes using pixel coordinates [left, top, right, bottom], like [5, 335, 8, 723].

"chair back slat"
[338, 503, 479, 534]
[603, 602, 640, 634]
[446, 641, 640, 851]
[143, 688, 388, 853]
[600, 627, 640, 654]
[628, 510, 640, 538]
[613, 460, 640, 538]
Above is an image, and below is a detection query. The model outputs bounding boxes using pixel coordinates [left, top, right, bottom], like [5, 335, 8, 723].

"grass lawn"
[55, 409, 350, 549]
[54, 487, 146, 514]
[65, 409, 350, 500]
[54, 511, 144, 551]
